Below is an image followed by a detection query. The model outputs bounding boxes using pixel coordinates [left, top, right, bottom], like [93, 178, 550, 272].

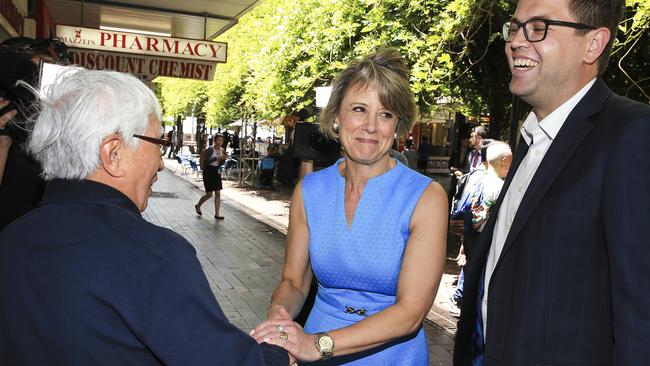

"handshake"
[250, 304, 328, 365]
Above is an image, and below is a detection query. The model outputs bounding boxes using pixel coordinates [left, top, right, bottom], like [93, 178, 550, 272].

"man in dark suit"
[464, 126, 487, 174]
[454, 0, 650, 365]
[0, 69, 289, 365]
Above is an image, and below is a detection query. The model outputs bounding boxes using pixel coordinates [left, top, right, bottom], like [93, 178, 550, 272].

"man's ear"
[584, 27, 611, 65]
[99, 133, 124, 178]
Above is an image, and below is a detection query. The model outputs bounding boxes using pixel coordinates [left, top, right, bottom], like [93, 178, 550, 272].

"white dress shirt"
[481, 78, 596, 340]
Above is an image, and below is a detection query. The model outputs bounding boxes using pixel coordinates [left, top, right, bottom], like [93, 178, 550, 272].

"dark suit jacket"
[454, 79, 650, 366]
[0, 179, 288, 366]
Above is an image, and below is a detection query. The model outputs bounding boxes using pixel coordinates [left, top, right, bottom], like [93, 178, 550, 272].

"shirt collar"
[41, 179, 141, 215]
[520, 78, 596, 145]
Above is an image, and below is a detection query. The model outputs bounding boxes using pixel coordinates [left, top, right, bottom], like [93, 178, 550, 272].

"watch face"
[319, 336, 334, 350]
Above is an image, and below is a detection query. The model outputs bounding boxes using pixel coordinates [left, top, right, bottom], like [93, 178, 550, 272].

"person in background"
[166, 127, 175, 158]
[389, 149, 409, 167]
[223, 130, 231, 151]
[451, 126, 487, 178]
[195, 134, 227, 220]
[448, 140, 491, 315]
[448, 141, 512, 315]
[0, 68, 289, 366]
[470, 141, 512, 232]
[465, 126, 487, 173]
[251, 49, 447, 365]
[455, 0, 650, 364]
[0, 43, 45, 230]
[416, 135, 432, 171]
[0, 100, 15, 187]
[402, 138, 418, 169]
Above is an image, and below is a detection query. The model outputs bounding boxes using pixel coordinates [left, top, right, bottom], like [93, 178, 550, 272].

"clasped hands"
[250, 305, 321, 364]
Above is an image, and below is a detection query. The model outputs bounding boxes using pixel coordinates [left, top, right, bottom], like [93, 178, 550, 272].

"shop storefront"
[405, 104, 454, 174]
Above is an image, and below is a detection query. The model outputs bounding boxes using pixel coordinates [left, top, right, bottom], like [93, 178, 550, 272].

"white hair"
[28, 68, 162, 180]
[486, 141, 512, 164]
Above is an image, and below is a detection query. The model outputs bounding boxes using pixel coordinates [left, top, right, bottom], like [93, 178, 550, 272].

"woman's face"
[214, 136, 224, 147]
[336, 84, 398, 165]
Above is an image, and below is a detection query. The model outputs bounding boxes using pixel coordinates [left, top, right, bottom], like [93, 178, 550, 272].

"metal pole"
[251, 120, 258, 187]
[203, 13, 207, 40]
[238, 121, 246, 187]
[508, 94, 519, 149]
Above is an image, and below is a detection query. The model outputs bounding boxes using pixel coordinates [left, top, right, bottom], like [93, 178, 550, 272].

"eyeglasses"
[502, 18, 596, 43]
[133, 134, 172, 147]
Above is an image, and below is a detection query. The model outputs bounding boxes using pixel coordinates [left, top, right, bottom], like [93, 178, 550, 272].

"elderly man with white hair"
[449, 140, 513, 315]
[0, 69, 289, 366]
[471, 141, 512, 232]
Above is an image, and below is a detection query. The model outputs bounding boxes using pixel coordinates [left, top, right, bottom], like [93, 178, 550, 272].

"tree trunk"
[173, 115, 183, 155]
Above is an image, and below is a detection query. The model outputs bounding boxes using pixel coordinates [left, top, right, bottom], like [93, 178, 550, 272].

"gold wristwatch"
[314, 332, 334, 359]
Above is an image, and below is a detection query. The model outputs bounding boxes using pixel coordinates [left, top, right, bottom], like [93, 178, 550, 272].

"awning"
[44, 0, 262, 40]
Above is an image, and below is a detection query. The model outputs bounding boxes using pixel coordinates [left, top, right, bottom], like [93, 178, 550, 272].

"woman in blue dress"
[252, 49, 448, 365]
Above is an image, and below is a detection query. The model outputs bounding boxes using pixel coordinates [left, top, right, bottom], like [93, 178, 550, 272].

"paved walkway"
[143, 159, 459, 365]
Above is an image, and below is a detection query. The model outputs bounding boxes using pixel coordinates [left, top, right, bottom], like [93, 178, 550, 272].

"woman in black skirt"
[195, 134, 227, 220]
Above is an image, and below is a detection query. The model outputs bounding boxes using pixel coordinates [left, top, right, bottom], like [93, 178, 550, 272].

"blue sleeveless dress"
[302, 158, 432, 365]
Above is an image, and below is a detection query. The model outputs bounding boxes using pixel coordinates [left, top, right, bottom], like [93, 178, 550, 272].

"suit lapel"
[499, 137, 529, 209]
[495, 79, 612, 265]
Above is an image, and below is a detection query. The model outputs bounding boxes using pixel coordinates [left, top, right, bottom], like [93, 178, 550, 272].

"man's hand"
[456, 253, 467, 267]
[450, 167, 463, 177]
[0, 97, 17, 187]
[0, 98, 17, 148]
[0, 98, 17, 127]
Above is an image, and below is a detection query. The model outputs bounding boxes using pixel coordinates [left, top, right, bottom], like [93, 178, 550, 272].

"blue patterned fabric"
[302, 158, 432, 365]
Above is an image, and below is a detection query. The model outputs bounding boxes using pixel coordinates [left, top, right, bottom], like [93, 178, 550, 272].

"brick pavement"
[143, 160, 458, 365]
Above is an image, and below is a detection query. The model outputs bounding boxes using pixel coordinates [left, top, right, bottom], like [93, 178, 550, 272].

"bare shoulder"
[410, 181, 448, 228]
[417, 181, 448, 210]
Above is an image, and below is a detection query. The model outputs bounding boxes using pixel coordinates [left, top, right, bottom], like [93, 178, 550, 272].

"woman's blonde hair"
[319, 48, 417, 140]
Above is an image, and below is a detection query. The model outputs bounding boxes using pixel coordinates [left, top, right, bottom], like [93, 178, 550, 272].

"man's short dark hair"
[479, 139, 494, 163]
[568, 0, 625, 75]
[0, 45, 38, 143]
[1, 36, 68, 63]
[473, 126, 488, 139]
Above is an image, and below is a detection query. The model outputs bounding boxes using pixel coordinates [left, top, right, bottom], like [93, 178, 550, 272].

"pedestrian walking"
[195, 134, 227, 220]
[165, 128, 175, 158]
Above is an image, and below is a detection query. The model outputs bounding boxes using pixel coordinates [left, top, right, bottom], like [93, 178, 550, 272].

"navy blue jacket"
[454, 79, 650, 365]
[0, 179, 288, 365]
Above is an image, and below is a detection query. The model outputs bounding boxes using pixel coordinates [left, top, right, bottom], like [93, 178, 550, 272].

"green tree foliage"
[157, 0, 649, 135]
[606, 0, 650, 103]
[157, 77, 209, 150]
[417, 0, 515, 136]
[158, 77, 209, 117]
[161, 0, 518, 131]
[205, 0, 369, 126]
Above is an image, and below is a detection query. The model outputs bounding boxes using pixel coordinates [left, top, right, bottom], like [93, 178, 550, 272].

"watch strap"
[314, 332, 334, 359]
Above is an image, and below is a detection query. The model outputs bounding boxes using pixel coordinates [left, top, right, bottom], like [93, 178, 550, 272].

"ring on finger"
[279, 331, 288, 340]
[276, 325, 284, 332]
